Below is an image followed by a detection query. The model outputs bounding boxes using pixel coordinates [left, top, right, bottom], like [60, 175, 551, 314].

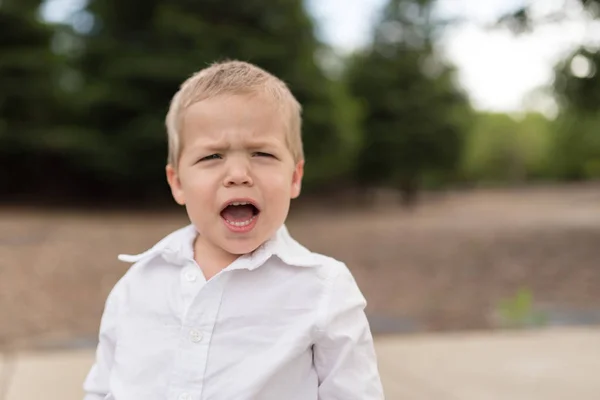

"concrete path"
[376, 327, 600, 399]
[1, 327, 598, 399]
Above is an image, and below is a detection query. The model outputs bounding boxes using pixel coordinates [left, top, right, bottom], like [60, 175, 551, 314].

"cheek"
[181, 167, 210, 185]
[179, 171, 214, 200]
[259, 169, 293, 190]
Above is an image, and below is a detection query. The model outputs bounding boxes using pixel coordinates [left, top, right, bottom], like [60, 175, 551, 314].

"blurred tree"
[495, 0, 600, 34]
[346, 0, 471, 206]
[549, 48, 600, 181]
[553, 49, 600, 115]
[62, 0, 359, 202]
[496, 0, 600, 113]
[462, 112, 552, 184]
[0, 2, 70, 200]
[549, 113, 600, 180]
[496, 0, 600, 183]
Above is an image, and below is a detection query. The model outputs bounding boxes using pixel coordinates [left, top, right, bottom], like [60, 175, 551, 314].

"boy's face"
[166, 93, 303, 258]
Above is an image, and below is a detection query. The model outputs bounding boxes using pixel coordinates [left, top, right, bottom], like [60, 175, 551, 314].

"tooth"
[228, 201, 253, 207]
[225, 215, 257, 227]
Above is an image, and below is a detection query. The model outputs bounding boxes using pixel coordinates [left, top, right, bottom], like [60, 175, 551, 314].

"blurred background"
[1, 0, 600, 398]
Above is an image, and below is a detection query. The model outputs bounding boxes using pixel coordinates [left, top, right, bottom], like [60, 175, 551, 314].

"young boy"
[83, 60, 384, 400]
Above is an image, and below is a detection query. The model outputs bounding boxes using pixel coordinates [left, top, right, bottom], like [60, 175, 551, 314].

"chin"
[222, 238, 265, 256]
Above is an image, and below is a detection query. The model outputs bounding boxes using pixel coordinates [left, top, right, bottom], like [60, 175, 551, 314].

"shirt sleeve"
[82, 282, 121, 400]
[313, 264, 385, 399]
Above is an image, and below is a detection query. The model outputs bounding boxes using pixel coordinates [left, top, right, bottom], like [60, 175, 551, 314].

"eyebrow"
[195, 139, 281, 152]
[197, 142, 230, 152]
[245, 139, 281, 150]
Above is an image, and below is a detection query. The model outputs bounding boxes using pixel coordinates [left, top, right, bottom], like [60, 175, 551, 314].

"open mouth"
[220, 200, 260, 227]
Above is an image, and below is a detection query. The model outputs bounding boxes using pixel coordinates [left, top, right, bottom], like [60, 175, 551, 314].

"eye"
[199, 154, 222, 162]
[253, 152, 275, 158]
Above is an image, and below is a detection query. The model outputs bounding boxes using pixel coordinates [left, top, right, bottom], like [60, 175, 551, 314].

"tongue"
[221, 205, 255, 222]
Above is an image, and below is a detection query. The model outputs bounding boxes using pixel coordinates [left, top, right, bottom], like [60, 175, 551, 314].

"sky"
[42, 0, 599, 116]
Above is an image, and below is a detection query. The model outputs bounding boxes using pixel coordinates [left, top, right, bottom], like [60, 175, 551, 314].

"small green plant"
[496, 287, 547, 329]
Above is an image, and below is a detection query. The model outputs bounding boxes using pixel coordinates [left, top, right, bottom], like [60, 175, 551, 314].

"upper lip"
[220, 198, 261, 212]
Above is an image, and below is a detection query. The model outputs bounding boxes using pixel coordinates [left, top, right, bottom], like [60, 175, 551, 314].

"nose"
[223, 157, 253, 187]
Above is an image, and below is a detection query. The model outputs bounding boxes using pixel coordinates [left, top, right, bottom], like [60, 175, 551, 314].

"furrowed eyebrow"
[191, 139, 282, 153]
[195, 142, 230, 152]
[246, 140, 281, 150]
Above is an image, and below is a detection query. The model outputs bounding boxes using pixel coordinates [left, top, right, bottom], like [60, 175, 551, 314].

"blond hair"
[165, 60, 303, 168]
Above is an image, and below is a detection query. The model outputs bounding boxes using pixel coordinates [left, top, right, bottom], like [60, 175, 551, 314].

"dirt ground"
[1, 183, 600, 350]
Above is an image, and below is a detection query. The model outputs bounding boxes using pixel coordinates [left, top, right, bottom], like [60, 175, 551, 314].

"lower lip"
[222, 214, 259, 233]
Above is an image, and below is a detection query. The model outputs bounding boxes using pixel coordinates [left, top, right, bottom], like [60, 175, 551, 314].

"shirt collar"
[117, 224, 320, 270]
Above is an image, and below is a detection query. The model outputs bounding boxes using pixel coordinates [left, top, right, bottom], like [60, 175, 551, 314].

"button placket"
[180, 265, 205, 322]
[184, 270, 197, 282]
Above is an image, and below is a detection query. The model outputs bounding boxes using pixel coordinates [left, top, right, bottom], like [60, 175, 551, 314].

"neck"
[193, 235, 240, 280]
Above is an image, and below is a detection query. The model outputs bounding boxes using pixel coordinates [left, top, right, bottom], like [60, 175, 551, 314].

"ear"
[290, 160, 304, 199]
[166, 164, 186, 205]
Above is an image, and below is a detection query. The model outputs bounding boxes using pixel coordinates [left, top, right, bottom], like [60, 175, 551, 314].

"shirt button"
[184, 270, 197, 282]
[189, 329, 203, 343]
[178, 393, 192, 400]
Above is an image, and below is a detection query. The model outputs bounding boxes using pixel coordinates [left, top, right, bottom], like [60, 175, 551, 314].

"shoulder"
[273, 226, 354, 280]
[103, 255, 153, 311]
[279, 228, 364, 300]
[312, 253, 365, 305]
[308, 252, 355, 284]
[301, 252, 368, 335]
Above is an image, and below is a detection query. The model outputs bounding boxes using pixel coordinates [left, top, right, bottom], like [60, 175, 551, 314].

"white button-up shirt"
[83, 224, 384, 400]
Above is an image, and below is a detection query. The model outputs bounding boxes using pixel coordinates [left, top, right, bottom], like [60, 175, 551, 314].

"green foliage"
[496, 287, 546, 329]
[70, 0, 359, 198]
[540, 37, 600, 183]
[2, 0, 600, 206]
[346, 0, 471, 204]
[549, 112, 600, 180]
[1, 0, 360, 202]
[553, 49, 600, 115]
[462, 112, 552, 183]
[0, 5, 70, 196]
[491, 1, 600, 185]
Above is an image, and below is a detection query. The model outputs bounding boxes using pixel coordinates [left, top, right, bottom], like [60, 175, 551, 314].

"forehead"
[181, 93, 288, 146]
